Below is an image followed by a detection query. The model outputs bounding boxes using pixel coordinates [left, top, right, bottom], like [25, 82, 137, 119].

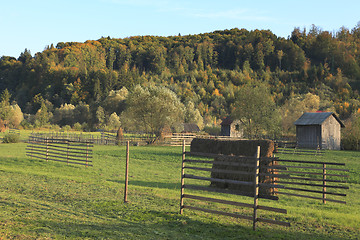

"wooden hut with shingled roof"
[294, 112, 345, 150]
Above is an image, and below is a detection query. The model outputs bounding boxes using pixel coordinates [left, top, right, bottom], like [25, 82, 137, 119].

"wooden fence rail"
[275, 158, 349, 204]
[26, 135, 93, 167]
[180, 143, 290, 230]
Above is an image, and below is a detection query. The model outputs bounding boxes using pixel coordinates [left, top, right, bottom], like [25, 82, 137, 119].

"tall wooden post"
[66, 139, 69, 165]
[253, 146, 260, 230]
[124, 141, 130, 203]
[323, 163, 327, 204]
[46, 137, 49, 162]
[86, 142, 89, 167]
[180, 140, 186, 214]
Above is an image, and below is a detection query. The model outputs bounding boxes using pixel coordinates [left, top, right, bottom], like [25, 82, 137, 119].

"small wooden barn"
[294, 112, 345, 150]
[220, 117, 243, 138]
[182, 123, 200, 133]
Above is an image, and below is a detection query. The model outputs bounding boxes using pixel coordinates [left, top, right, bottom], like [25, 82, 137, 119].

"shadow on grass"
[19, 209, 353, 240]
[108, 180, 180, 190]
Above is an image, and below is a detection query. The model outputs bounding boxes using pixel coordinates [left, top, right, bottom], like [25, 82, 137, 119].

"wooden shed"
[294, 112, 345, 150]
[220, 116, 243, 138]
[182, 123, 200, 133]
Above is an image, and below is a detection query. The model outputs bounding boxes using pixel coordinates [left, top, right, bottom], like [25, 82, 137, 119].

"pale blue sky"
[1, 0, 359, 58]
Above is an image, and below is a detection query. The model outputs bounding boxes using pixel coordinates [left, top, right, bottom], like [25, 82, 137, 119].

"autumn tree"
[121, 85, 184, 141]
[231, 83, 280, 138]
[0, 89, 12, 121]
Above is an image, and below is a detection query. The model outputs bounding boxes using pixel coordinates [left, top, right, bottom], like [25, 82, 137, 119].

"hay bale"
[190, 138, 274, 157]
[190, 138, 277, 197]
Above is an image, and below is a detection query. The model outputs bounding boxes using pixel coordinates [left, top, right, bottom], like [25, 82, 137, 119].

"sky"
[1, 0, 360, 58]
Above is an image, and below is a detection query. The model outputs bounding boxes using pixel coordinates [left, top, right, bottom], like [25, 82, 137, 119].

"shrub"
[73, 122, 83, 131]
[203, 125, 221, 136]
[342, 114, 360, 150]
[62, 125, 72, 131]
[2, 133, 20, 143]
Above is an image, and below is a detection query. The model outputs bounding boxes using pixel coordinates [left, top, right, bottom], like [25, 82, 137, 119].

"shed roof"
[182, 123, 200, 133]
[221, 116, 239, 126]
[294, 112, 345, 128]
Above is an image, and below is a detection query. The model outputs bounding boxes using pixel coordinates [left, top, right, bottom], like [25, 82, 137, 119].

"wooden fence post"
[253, 146, 260, 231]
[323, 163, 326, 204]
[67, 139, 69, 165]
[86, 142, 89, 167]
[180, 140, 186, 214]
[30, 135, 34, 158]
[124, 141, 130, 203]
[46, 137, 49, 162]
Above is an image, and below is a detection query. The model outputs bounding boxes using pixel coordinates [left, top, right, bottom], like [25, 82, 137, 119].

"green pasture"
[0, 141, 359, 239]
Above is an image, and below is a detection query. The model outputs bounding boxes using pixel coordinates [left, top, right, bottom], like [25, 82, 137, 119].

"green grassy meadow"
[0, 140, 359, 239]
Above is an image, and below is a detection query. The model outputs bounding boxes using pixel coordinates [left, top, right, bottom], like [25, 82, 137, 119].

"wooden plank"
[183, 159, 215, 164]
[180, 140, 186, 214]
[185, 151, 256, 161]
[184, 166, 253, 176]
[276, 181, 349, 189]
[26, 154, 93, 166]
[277, 192, 346, 204]
[183, 174, 253, 186]
[183, 184, 279, 200]
[46, 143, 93, 151]
[276, 159, 345, 166]
[182, 205, 253, 221]
[257, 217, 290, 227]
[184, 159, 256, 168]
[52, 150, 93, 158]
[277, 165, 349, 172]
[183, 194, 253, 208]
[124, 141, 129, 203]
[183, 193, 288, 214]
[282, 186, 346, 196]
[46, 150, 93, 159]
[26, 146, 92, 155]
[278, 175, 347, 183]
[27, 151, 93, 163]
[277, 170, 348, 178]
[253, 146, 260, 230]
[258, 205, 287, 214]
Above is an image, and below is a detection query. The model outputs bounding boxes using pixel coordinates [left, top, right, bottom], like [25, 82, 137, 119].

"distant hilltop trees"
[1, 25, 360, 136]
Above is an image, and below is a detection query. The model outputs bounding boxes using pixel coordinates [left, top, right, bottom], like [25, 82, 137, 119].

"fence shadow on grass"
[20, 209, 355, 240]
[129, 180, 180, 190]
[107, 179, 180, 190]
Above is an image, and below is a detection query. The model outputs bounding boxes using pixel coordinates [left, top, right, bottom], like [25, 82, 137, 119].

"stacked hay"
[190, 138, 278, 197]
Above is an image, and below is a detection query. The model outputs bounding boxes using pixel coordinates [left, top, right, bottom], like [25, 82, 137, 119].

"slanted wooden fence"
[275, 158, 349, 204]
[26, 134, 93, 167]
[276, 141, 325, 156]
[164, 133, 197, 146]
[180, 144, 290, 230]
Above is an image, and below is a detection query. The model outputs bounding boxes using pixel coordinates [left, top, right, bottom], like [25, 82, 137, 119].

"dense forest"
[1, 24, 360, 136]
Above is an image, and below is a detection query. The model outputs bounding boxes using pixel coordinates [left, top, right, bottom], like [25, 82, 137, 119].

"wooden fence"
[164, 133, 244, 146]
[275, 158, 349, 204]
[276, 141, 325, 156]
[180, 144, 290, 230]
[26, 134, 93, 167]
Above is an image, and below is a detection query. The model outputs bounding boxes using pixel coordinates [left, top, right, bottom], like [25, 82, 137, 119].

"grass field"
[0, 141, 359, 239]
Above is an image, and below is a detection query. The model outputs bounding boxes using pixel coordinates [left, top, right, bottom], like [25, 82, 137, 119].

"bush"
[341, 114, 360, 150]
[2, 133, 20, 143]
[203, 125, 221, 136]
[73, 122, 83, 131]
[62, 125, 72, 131]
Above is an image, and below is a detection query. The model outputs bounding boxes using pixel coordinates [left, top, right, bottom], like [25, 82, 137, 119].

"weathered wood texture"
[190, 138, 278, 196]
[276, 158, 349, 204]
[26, 134, 93, 167]
[180, 143, 289, 229]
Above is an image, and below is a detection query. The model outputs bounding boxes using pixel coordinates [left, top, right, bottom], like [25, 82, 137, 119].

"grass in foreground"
[0, 142, 359, 239]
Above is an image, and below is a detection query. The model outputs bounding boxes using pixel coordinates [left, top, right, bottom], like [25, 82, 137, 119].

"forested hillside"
[1, 24, 360, 135]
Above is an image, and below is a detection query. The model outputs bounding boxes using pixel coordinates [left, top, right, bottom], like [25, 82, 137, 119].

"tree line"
[1, 24, 360, 140]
